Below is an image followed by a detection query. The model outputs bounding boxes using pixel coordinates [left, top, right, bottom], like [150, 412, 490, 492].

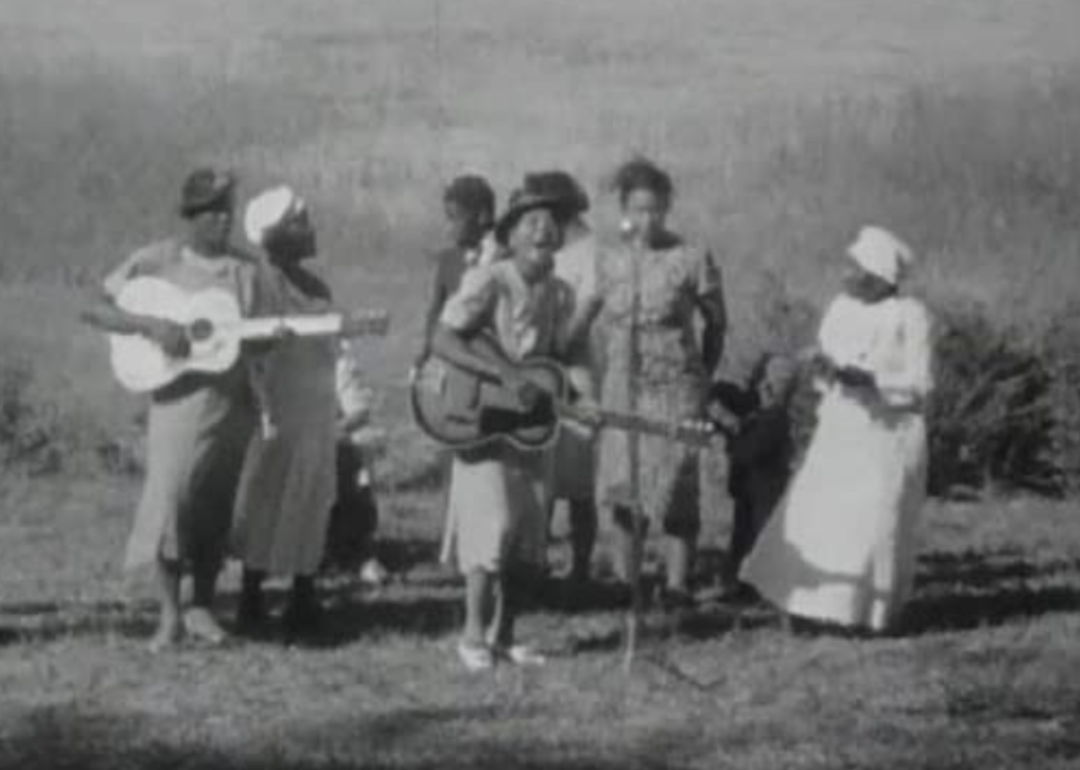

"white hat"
[846, 226, 914, 286]
[244, 185, 305, 246]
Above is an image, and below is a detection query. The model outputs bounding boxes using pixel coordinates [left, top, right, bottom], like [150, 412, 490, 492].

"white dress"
[741, 292, 933, 632]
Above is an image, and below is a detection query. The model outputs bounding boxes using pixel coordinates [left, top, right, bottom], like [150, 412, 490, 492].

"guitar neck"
[559, 403, 726, 446]
[236, 315, 343, 340]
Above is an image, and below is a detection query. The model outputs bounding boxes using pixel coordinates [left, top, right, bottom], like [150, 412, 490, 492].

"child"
[324, 339, 388, 584]
[416, 175, 499, 370]
[707, 353, 799, 594]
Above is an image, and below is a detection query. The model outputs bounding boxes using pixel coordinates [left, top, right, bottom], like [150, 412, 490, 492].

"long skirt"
[741, 388, 928, 632]
[124, 377, 253, 572]
[232, 426, 337, 578]
[440, 443, 553, 575]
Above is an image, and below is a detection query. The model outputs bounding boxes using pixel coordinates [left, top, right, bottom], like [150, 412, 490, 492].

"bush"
[0, 357, 141, 478]
[731, 289, 1080, 500]
[927, 298, 1060, 496]
[0, 358, 62, 475]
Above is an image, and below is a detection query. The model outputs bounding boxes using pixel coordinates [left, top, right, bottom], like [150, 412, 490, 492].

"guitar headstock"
[341, 310, 390, 337]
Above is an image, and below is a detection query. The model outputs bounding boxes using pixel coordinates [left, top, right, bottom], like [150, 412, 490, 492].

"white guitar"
[109, 276, 390, 393]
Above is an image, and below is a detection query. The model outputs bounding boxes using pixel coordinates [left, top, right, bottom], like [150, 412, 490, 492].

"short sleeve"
[439, 264, 498, 333]
[101, 247, 160, 298]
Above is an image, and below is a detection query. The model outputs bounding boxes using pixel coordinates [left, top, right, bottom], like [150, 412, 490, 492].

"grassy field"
[2, 0, 1080, 767]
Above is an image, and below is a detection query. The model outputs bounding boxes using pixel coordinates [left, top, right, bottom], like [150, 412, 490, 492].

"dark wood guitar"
[410, 333, 718, 452]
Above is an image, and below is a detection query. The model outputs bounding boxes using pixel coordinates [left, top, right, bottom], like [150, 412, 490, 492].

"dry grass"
[3, 1, 1080, 767]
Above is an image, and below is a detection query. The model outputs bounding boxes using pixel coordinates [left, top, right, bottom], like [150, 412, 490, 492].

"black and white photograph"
[1, 1, 1079, 767]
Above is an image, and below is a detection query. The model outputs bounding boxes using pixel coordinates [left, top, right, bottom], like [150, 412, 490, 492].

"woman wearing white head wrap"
[231, 185, 340, 638]
[741, 225, 933, 634]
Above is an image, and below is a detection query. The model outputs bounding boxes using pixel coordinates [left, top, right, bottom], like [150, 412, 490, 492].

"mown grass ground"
[1, 476, 1079, 769]
[3, 1, 1080, 767]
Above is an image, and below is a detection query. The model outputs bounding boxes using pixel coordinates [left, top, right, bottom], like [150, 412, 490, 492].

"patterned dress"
[104, 239, 258, 571]
[551, 229, 601, 502]
[230, 264, 338, 577]
[595, 235, 725, 537]
[437, 260, 573, 574]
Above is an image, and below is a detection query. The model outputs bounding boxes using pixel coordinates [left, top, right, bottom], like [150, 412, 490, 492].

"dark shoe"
[282, 597, 325, 638]
[235, 596, 269, 636]
[658, 586, 696, 613]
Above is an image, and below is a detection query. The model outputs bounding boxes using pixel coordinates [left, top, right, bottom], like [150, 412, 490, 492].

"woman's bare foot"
[148, 614, 184, 653]
[183, 607, 228, 646]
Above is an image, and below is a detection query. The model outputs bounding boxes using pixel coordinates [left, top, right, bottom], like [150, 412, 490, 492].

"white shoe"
[457, 641, 495, 672]
[360, 559, 389, 587]
[494, 643, 547, 667]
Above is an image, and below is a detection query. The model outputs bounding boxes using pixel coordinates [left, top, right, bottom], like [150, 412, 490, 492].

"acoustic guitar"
[410, 333, 719, 452]
[108, 276, 389, 393]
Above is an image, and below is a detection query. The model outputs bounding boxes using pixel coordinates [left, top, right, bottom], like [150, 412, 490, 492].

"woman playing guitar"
[429, 183, 598, 672]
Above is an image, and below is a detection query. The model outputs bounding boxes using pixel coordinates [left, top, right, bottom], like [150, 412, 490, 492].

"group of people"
[83, 170, 384, 651]
[82, 156, 935, 670]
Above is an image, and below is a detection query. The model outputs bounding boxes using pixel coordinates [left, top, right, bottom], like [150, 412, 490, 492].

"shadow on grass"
[0, 704, 703, 770]
[905, 548, 1080, 634]
[904, 584, 1080, 635]
[0, 599, 159, 644]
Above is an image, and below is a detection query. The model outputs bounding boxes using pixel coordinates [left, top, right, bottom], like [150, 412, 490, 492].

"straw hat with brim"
[494, 189, 565, 245]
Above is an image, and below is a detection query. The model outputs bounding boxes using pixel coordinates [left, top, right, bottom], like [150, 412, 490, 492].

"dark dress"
[708, 380, 794, 579]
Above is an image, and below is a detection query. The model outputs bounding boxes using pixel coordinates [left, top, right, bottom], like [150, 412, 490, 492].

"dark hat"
[523, 170, 589, 217]
[180, 167, 236, 218]
[443, 174, 496, 217]
[493, 187, 564, 245]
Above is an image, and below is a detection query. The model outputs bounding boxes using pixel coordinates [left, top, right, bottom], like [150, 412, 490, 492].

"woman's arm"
[698, 295, 726, 376]
[558, 293, 604, 361]
[430, 324, 515, 383]
[692, 250, 727, 376]
[418, 255, 452, 365]
[81, 290, 189, 357]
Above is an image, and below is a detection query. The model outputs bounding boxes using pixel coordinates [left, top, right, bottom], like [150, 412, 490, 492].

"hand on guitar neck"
[143, 318, 193, 359]
[101, 277, 389, 394]
[412, 331, 720, 452]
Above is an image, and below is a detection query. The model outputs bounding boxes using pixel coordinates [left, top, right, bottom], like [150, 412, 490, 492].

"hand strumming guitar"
[144, 318, 191, 358]
[503, 371, 546, 412]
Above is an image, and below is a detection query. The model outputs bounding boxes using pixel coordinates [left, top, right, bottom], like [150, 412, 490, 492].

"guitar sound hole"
[479, 397, 555, 433]
[188, 319, 214, 341]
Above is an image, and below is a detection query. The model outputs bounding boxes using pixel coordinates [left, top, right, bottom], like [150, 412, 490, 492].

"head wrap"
[846, 226, 915, 286]
[244, 185, 305, 246]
